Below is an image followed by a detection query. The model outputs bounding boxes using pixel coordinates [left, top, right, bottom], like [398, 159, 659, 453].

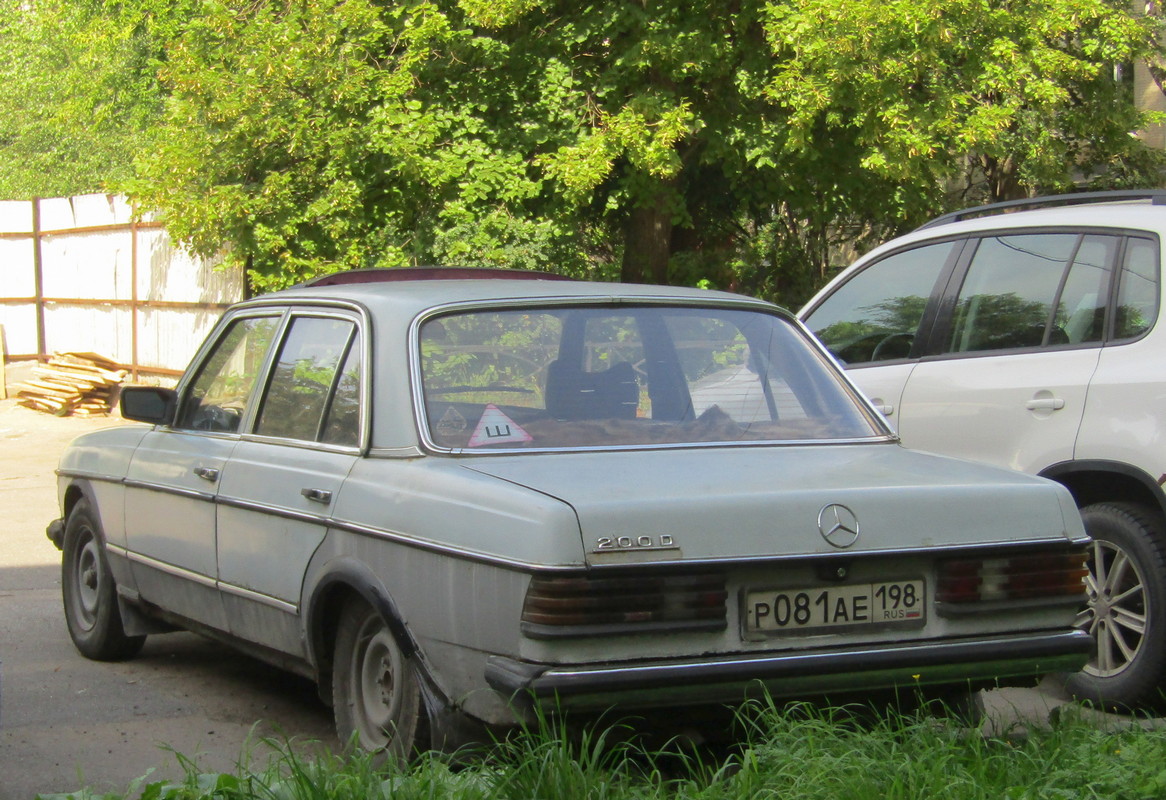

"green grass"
[36, 699, 1166, 800]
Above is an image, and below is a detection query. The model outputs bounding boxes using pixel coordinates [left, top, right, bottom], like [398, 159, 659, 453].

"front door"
[123, 313, 282, 629]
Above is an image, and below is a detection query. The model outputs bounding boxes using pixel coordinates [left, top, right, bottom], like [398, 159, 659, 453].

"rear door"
[894, 232, 1112, 472]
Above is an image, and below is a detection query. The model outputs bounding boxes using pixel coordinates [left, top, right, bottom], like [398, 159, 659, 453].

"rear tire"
[61, 499, 146, 661]
[332, 598, 430, 760]
[1063, 502, 1166, 710]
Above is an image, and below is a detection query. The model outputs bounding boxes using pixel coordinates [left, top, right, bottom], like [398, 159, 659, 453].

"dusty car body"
[49, 269, 1090, 754]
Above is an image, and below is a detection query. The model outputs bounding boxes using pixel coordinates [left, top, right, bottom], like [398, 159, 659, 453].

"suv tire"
[1065, 502, 1166, 710]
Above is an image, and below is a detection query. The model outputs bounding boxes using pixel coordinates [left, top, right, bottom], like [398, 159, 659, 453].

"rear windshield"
[417, 304, 882, 450]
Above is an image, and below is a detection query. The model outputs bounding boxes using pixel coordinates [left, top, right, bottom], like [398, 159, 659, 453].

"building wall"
[1135, 63, 1166, 151]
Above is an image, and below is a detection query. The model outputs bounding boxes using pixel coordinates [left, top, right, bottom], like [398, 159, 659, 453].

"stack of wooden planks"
[14, 352, 126, 417]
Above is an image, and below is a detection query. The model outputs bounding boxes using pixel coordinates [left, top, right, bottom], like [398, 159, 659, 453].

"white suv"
[800, 190, 1166, 710]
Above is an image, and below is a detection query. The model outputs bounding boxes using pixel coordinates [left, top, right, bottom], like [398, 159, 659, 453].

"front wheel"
[332, 599, 430, 760]
[61, 499, 145, 661]
[1063, 502, 1166, 710]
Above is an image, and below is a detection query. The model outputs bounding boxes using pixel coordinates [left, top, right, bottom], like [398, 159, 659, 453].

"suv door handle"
[301, 488, 333, 505]
[1025, 397, 1066, 411]
[193, 466, 220, 482]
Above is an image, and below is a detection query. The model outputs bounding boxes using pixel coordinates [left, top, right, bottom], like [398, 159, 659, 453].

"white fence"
[0, 194, 244, 375]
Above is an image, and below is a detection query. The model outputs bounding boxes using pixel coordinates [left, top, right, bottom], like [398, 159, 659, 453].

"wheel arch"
[304, 557, 425, 693]
[50, 480, 102, 549]
[62, 480, 98, 525]
[1040, 460, 1166, 527]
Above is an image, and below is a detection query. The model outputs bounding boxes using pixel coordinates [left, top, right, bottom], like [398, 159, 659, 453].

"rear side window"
[805, 241, 957, 365]
[1114, 237, 1159, 340]
[254, 316, 361, 445]
[945, 233, 1118, 354]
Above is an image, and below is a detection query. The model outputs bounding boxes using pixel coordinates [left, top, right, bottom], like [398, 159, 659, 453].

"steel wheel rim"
[73, 531, 102, 631]
[353, 617, 405, 748]
[1077, 538, 1148, 678]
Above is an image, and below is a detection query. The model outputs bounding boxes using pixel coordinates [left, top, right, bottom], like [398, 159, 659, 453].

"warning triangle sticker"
[467, 404, 534, 447]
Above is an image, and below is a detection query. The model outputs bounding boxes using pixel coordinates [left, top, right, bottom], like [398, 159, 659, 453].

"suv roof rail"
[296, 267, 575, 287]
[916, 189, 1166, 230]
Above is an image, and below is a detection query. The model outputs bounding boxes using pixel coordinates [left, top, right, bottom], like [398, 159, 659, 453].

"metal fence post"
[31, 197, 46, 361]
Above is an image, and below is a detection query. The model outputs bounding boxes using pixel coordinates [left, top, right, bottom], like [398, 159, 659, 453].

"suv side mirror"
[120, 386, 178, 425]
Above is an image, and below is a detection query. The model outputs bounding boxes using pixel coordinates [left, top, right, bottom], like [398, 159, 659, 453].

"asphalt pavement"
[0, 381, 333, 800]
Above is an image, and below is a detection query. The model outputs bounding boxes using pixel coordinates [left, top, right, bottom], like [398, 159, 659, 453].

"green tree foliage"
[130, 0, 605, 293]
[0, 0, 189, 199]
[5, 0, 1166, 304]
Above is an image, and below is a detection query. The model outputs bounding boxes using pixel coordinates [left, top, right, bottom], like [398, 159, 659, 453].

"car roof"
[226, 273, 792, 453]
[238, 274, 780, 319]
[857, 202, 1166, 265]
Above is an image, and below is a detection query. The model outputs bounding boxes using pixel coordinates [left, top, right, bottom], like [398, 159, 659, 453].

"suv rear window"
[418, 305, 881, 450]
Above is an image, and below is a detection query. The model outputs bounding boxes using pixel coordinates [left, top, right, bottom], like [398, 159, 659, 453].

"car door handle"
[1025, 397, 1066, 411]
[869, 398, 894, 416]
[301, 488, 333, 505]
[193, 466, 220, 482]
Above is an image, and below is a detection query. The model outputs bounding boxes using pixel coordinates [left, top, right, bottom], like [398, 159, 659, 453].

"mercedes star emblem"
[818, 503, 860, 548]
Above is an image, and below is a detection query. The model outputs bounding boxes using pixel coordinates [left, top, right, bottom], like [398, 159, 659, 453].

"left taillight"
[521, 572, 728, 639]
[936, 549, 1088, 607]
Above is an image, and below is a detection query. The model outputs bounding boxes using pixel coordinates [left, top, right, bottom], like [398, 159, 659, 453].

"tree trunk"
[621, 185, 675, 285]
[979, 154, 1026, 202]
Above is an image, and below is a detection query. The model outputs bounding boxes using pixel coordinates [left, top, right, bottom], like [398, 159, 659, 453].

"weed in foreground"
[35, 700, 1166, 800]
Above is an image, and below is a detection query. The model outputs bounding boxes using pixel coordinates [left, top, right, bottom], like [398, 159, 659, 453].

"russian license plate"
[745, 580, 925, 634]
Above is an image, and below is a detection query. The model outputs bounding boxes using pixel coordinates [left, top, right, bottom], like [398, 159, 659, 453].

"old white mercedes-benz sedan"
[49, 268, 1090, 756]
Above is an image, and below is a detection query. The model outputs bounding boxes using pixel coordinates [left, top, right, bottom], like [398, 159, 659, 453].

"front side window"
[177, 315, 280, 432]
[805, 241, 957, 365]
[254, 316, 360, 444]
[419, 305, 881, 450]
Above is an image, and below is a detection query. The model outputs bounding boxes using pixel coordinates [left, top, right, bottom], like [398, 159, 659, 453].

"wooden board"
[13, 351, 125, 416]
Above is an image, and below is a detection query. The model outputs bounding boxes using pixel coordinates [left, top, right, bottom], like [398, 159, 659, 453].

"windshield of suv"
[418, 304, 883, 450]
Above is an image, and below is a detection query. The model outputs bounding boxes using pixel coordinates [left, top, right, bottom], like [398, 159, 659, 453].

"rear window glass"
[418, 305, 881, 450]
[1114, 237, 1159, 340]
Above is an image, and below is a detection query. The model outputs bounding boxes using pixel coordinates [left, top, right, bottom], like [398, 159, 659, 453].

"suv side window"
[254, 315, 361, 444]
[177, 315, 281, 432]
[1114, 237, 1160, 340]
[804, 241, 958, 365]
[945, 233, 1116, 353]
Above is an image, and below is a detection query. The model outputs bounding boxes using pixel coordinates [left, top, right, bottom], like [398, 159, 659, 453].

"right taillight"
[937, 549, 1088, 605]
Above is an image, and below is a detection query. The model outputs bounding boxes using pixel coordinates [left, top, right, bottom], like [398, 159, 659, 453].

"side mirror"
[119, 386, 178, 425]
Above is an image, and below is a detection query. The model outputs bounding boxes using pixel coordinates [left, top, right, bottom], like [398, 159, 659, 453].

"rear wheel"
[1064, 502, 1166, 710]
[61, 499, 145, 660]
[332, 599, 429, 759]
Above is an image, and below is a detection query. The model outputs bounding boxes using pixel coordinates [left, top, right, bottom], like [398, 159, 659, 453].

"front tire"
[1064, 502, 1166, 710]
[332, 598, 430, 759]
[61, 499, 146, 661]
